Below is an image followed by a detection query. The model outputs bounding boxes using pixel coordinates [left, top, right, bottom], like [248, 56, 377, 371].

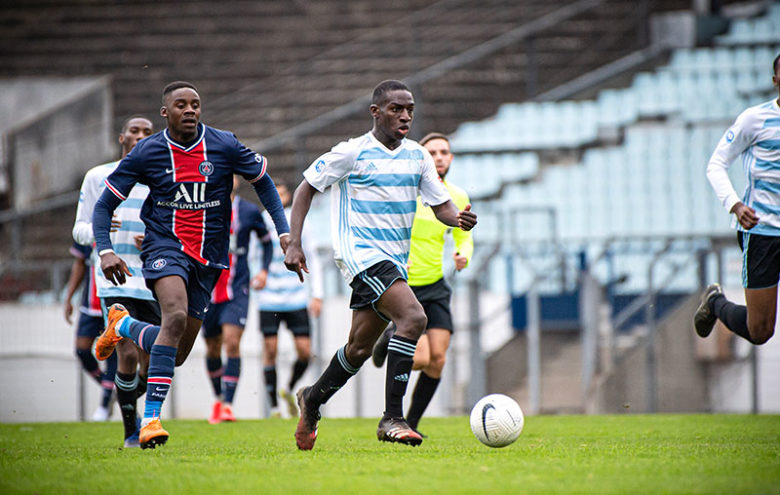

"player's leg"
[75, 314, 115, 421]
[113, 338, 140, 446]
[696, 233, 778, 344]
[411, 333, 430, 371]
[260, 311, 281, 416]
[407, 328, 451, 432]
[220, 322, 244, 421]
[201, 301, 224, 423]
[295, 307, 387, 450]
[282, 309, 312, 417]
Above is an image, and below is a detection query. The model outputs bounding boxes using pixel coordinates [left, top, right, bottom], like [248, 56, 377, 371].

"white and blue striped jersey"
[73, 161, 155, 300]
[256, 208, 323, 312]
[303, 132, 450, 282]
[707, 99, 780, 236]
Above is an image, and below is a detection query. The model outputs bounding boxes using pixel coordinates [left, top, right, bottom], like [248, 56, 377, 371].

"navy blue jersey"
[103, 124, 267, 268]
[212, 195, 271, 303]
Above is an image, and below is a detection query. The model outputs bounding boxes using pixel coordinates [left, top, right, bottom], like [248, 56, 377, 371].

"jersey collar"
[164, 123, 206, 152]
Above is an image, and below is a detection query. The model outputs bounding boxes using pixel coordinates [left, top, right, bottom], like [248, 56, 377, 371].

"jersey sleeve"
[104, 151, 144, 201]
[70, 241, 92, 260]
[418, 150, 450, 207]
[72, 167, 103, 246]
[706, 109, 757, 213]
[302, 140, 357, 192]
[231, 135, 267, 183]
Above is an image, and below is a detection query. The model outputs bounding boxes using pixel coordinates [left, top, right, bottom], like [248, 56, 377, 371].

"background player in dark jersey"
[91, 81, 290, 449]
[203, 175, 273, 424]
[63, 243, 117, 421]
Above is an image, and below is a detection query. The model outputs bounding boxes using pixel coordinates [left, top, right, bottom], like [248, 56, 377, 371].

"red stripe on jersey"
[169, 140, 209, 264]
[88, 264, 102, 313]
[211, 205, 236, 303]
[104, 179, 127, 200]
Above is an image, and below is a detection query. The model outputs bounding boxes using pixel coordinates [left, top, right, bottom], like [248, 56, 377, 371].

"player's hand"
[731, 202, 759, 230]
[309, 297, 323, 318]
[251, 270, 268, 290]
[284, 243, 309, 282]
[110, 215, 122, 233]
[133, 235, 144, 251]
[279, 233, 291, 254]
[457, 204, 477, 231]
[100, 252, 132, 286]
[453, 251, 468, 271]
[64, 300, 74, 324]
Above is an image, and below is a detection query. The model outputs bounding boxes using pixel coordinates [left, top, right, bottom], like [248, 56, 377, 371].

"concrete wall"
[6, 78, 113, 208]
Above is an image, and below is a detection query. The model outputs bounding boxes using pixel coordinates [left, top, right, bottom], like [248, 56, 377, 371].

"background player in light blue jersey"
[694, 54, 780, 346]
[63, 242, 117, 422]
[73, 115, 158, 447]
[284, 80, 477, 450]
[253, 183, 323, 418]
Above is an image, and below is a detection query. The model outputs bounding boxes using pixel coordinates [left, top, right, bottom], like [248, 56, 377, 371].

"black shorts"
[102, 297, 162, 326]
[411, 277, 454, 332]
[260, 308, 310, 337]
[738, 231, 780, 289]
[349, 260, 405, 322]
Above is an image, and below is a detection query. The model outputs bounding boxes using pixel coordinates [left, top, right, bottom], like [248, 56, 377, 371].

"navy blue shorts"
[738, 231, 780, 289]
[260, 308, 310, 337]
[76, 311, 104, 339]
[349, 260, 405, 321]
[202, 294, 249, 338]
[142, 247, 222, 320]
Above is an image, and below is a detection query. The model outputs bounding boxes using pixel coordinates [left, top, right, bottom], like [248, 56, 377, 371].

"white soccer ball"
[469, 394, 524, 448]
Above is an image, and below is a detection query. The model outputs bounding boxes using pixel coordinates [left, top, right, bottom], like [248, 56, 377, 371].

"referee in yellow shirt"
[372, 132, 474, 436]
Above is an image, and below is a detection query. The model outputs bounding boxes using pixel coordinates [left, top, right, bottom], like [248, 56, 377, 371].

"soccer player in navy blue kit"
[203, 175, 273, 424]
[91, 81, 290, 449]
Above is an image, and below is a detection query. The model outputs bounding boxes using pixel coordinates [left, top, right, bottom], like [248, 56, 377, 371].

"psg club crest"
[199, 160, 214, 177]
[152, 258, 167, 270]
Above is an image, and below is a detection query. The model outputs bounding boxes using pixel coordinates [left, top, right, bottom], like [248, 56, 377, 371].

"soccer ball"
[469, 394, 524, 448]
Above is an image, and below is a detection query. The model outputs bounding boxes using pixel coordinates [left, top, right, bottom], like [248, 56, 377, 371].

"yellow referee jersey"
[407, 179, 474, 287]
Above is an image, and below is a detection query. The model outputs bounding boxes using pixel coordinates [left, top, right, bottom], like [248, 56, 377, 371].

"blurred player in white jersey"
[694, 54, 780, 345]
[284, 80, 477, 450]
[252, 183, 323, 418]
[63, 242, 117, 421]
[73, 115, 159, 447]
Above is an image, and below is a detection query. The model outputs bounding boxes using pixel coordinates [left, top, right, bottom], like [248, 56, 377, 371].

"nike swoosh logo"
[165, 167, 181, 174]
[481, 403, 496, 439]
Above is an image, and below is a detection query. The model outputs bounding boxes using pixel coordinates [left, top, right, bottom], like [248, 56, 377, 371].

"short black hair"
[372, 80, 410, 106]
[162, 81, 198, 104]
[121, 114, 152, 133]
[419, 132, 449, 146]
[773, 54, 780, 74]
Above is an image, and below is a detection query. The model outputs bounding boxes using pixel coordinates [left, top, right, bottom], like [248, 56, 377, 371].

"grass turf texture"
[1, 415, 778, 494]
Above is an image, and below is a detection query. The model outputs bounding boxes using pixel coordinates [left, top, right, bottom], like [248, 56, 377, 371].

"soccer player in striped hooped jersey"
[694, 54, 780, 346]
[371, 132, 474, 437]
[73, 115, 157, 446]
[91, 81, 290, 449]
[283, 80, 477, 450]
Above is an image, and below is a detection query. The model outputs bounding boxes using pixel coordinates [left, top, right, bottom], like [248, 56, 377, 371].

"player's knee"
[163, 309, 188, 337]
[428, 353, 446, 374]
[398, 310, 427, 338]
[749, 324, 774, 345]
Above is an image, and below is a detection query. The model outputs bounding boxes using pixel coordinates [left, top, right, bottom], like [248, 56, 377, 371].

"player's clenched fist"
[457, 204, 477, 231]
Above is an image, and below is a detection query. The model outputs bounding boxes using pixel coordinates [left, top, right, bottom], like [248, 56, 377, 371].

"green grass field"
[1, 415, 778, 494]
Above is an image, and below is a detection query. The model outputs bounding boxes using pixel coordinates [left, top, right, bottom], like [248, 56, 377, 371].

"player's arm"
[250, 214, 273, 290]
[452, 209, 474, 271]
[284, 179, 318, 282]
[63, 246, 88, 324]
[93, 155, 141, 285]
[706, 111, 758, 229]
[301, 225, 324, 317]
